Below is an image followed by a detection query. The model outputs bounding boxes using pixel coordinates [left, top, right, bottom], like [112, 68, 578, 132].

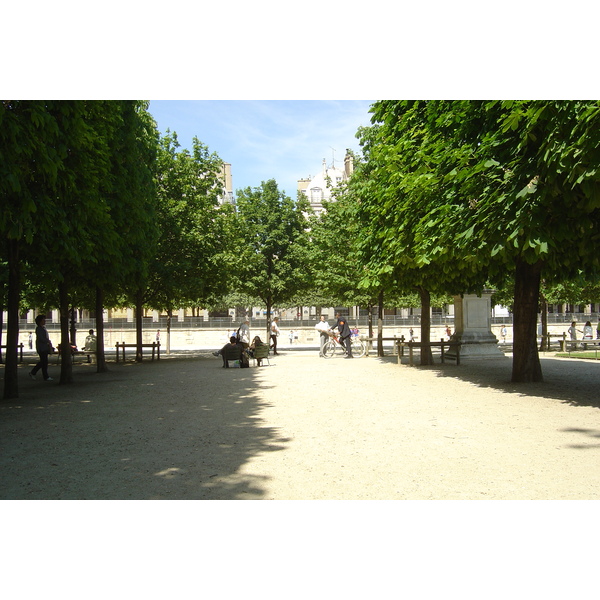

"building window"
[310, 187, 322, 202]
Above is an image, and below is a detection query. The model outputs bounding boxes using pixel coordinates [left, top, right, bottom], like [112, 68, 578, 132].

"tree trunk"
[166, 308, 172, 354]
[59, 281, 73, 384]
[3, 238, 21, 400]
[377, 289, 384, 357]
[418, 286, 433, 366]
[266, 299, 272, 343]
[539, 292, 548, 352]
[135, 291, 144, 362]
[512, 259, 543, 382]
[0, 303, 3, 364]
[95, 286, 108, 373]
[69, 307, 77, 347]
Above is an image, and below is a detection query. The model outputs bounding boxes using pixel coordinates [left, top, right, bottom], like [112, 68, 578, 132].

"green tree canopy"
[234, 179, 310, 340]
[144, 131, 234, 350]
[1, 101, 160, 395]
[353, 100, 600, 381]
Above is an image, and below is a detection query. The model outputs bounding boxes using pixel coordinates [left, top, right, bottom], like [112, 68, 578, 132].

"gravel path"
[2, 350, 600, 500]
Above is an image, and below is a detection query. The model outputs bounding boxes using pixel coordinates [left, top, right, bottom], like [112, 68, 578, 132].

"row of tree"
[1, 101, 244, 399]
[3, 100, 600, 400]
[1, 101, 326, 400]
[341, 101, 600, 382]
[2, 101, 157, 398]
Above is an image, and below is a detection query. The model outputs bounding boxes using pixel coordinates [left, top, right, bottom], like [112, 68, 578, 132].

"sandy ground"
[2, 348, 600, 500]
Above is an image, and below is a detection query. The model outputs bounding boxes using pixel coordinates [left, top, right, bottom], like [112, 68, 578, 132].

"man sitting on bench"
[84, 329, 97, 353]
[217, 336, 243, 368]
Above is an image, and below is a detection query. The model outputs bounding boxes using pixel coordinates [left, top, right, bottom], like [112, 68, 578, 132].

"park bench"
[222, 344, 245, 368]
[363, 336, 407, 355]
[363, 336, 460, 366]
[396, 338, 461, 366]
[561, 334, 600, 356]
[115, 342, 161, 362]
[539, 333, 571, 352]
[56, 349, 97, 364]
[0, 343, 24, 363]
[250, 344, 271, 366]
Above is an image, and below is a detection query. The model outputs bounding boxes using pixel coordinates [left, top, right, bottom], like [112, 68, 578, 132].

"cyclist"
[331, 312, 353, 359]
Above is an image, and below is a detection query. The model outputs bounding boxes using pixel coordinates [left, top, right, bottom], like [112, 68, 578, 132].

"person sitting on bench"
[218, 336, 243, 368]
[249, 336, 268, 366]
[84, 329, 97, 352]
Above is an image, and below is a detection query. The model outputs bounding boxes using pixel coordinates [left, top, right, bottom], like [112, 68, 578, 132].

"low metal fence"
[15, 312, 600, 332]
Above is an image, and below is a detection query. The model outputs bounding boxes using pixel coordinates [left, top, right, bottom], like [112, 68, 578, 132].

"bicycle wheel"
[322, 340, 336, 358]
[351, 338, 366, 358]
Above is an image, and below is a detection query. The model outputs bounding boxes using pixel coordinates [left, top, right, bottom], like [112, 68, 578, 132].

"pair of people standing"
[314, 313, 353, 358]
[235, 316, 280, 355]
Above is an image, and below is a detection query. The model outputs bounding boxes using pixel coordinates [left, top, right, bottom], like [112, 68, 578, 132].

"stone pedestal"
[449, 292, 504, 360]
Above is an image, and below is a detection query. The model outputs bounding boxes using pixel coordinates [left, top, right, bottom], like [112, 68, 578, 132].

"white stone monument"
[449, 291, 504, 360]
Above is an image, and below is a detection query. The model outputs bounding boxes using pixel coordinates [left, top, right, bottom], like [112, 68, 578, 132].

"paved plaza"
[2, 348, 600, 500]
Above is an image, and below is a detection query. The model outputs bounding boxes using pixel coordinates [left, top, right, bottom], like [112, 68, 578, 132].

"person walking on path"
[270, 317, 280, 355]
[29, 314, 54, 381]
[315, 315, 330, 357]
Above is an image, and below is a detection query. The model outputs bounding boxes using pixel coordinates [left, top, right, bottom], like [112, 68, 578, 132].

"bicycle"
[322, 330, 366, 358]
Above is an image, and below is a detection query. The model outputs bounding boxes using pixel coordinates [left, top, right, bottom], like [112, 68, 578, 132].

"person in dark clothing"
[333, 312, 353, 358]
[30, 314, 54, 381]
[218, 336, 242, 368]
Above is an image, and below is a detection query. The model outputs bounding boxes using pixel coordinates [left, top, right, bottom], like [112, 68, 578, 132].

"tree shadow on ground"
[0, 356, 289, 500]
[559, 427, 600, 449]
[375, 353, 600, 411]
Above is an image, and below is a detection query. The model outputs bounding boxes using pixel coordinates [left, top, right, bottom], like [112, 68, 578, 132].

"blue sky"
[148, 100, 375, 198]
